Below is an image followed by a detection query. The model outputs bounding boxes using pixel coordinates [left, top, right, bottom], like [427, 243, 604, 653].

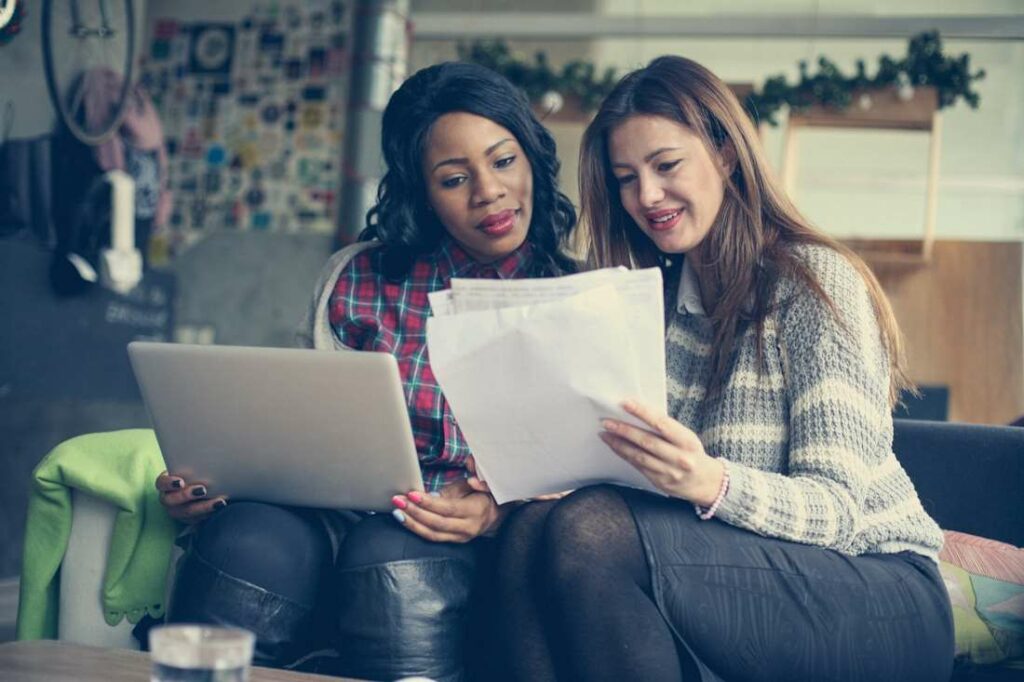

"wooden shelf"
[781, 86, 942, 263]
[788, 86, 938, 132]
[842, 238, 934, 267]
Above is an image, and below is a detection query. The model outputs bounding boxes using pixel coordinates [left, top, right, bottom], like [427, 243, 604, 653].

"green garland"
[747, 31, 985, 125]
[457, 41, 619, 112]
[459, 31, 985, 125]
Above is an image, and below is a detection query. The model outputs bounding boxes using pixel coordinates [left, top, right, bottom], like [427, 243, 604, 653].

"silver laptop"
[128, 342, 424, 512]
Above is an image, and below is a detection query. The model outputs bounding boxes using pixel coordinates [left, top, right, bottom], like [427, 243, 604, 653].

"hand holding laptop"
[155, 471, 228, 524]
[389, 458, 501, 543]
[129, 342, 425, 514]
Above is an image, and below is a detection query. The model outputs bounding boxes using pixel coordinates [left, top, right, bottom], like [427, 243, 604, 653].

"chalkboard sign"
[0, 236, 175, 402]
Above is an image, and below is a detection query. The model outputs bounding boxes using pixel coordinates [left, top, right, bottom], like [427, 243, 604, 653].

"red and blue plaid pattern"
[329, 237, 542, 492]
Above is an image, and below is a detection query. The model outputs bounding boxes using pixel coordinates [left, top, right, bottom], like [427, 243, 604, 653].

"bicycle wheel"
[0, 0, 18, 31]
[43, 0, 135, 145]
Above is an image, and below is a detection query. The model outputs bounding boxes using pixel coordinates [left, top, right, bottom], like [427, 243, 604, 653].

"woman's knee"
[503, 499, 557, 541]
[169, 503, 333, 664]
[336, 512, 477, 570]
[495, 500, 556, 579]
[332, 517, 482, 682]
[190, 502, 331, 597]
[542, 485, 636, 582]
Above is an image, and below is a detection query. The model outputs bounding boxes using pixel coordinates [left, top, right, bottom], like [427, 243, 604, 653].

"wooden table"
[0, 640, 361, 681]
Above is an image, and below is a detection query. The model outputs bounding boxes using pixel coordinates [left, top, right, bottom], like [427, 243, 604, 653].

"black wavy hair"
[362, 61, 578, 279]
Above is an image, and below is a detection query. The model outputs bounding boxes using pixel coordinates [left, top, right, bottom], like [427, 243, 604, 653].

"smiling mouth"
[477, 209, 518, 236]
[645, 208, 683, 231]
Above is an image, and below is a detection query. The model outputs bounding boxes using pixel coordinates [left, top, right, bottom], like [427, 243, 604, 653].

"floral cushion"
[939, 530, 1024, 671]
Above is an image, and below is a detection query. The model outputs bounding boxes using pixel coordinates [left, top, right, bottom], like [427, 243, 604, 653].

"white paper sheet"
[425, 269, 667, 503]
[436, 267, 667, 405]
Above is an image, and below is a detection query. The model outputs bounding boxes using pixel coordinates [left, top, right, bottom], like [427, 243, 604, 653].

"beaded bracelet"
[695, 462, 730, 521]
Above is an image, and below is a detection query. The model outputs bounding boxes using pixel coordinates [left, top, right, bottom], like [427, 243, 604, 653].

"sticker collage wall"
[140, 0, 349, 245]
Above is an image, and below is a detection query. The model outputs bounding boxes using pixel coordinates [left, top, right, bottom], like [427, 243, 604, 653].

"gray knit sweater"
[669, 245, 944, 561]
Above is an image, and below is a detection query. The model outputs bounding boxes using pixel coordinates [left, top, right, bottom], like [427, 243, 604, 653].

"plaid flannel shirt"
[329, 236, 544, 492]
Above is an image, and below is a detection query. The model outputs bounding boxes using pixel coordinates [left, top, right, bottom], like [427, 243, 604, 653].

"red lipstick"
[478, 209, 517, 236]
[644, 208, 683, 232]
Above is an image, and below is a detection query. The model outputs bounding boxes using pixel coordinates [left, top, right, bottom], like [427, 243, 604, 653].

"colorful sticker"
[154, 19, 179, 40]
[300, 104, 324, 129]
[251, 211, 272, 230]
[246, 186, 266, 208]
[327, 46, 346, 75]
[189, 25, 236, 75]
[302, 85, 326, 101]
[181, 129, 204, 158]
[259, 31, 285, 57]
[236, 142, 260, 169]
[151, 40, 171, 61]
[261, 103, 281, 124]
[206, 144, 228, 167]
[308, 47, 326, 77]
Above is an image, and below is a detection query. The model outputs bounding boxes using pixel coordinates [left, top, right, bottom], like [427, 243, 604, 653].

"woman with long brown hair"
[494, 55, 954, 681]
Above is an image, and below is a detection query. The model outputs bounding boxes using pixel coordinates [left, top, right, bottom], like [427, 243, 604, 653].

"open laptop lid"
[128, 342, 423, 512]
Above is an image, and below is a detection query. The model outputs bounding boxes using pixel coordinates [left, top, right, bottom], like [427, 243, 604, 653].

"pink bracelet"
[695, 462, 730, 521]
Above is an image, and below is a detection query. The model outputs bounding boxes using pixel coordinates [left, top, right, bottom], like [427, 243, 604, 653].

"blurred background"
[1, 0, 1022, 640]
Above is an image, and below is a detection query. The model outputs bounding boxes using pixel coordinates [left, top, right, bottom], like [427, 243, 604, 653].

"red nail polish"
[392, 496, 407, 510]
[408, 491, 423, 504]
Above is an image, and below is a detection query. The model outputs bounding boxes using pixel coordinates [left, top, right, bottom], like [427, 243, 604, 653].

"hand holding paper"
[426, 268, 667, 503]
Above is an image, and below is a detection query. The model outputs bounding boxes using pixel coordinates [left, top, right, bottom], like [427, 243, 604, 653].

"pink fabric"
[940, 530, 1024, 583]
[83, 68, 172, 228]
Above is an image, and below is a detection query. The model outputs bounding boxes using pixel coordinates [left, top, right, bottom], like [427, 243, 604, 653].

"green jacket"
[17, 429, 178, 639]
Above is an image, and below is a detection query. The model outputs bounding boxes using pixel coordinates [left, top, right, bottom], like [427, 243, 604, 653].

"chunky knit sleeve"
[713, 247, 892, 552]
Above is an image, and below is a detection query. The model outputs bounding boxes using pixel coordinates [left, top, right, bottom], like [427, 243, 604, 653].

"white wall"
[598, 0, 1024, 16]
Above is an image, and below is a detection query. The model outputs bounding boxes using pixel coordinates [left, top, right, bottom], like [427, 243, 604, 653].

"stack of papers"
[426, 267, 667, 504]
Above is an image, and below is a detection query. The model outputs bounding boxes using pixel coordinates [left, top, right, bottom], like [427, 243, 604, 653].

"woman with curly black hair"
[155, 62, 578, 682]
[364, 61, 577, 280]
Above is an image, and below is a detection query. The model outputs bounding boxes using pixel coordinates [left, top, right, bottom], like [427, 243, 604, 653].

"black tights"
[496, 486, 693, 681]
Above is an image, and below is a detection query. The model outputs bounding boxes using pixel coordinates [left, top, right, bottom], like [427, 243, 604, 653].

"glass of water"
[149, 624, 255, 682]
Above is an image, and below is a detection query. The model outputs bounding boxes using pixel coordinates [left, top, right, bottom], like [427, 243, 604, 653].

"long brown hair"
[580, 55, 912, 406]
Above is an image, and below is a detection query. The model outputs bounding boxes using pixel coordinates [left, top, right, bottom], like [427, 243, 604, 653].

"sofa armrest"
[892, 419, 1024, 547]
[59, 491, 139, 649]
[59, 491, 181, 650]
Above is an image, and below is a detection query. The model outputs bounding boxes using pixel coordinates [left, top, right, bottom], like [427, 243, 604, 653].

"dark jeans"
[166, 501, 495, 682]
